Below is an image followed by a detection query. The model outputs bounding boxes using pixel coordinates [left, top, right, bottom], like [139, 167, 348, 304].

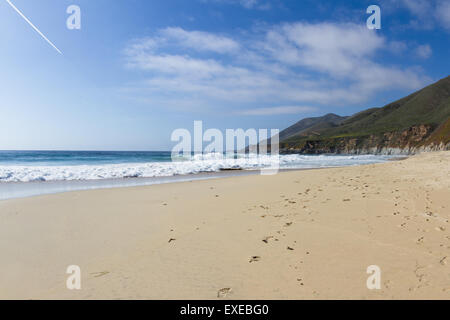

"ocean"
[0, 150, 394, 199]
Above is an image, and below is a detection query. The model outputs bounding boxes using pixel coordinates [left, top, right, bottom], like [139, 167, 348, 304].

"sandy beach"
[0, 151, 448, 300]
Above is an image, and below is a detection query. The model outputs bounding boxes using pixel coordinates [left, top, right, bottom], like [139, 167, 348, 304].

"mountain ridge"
[279, 75, 450, 154]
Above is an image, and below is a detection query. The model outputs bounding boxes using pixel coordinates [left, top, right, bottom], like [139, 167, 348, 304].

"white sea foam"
[0, 154, 392, 183]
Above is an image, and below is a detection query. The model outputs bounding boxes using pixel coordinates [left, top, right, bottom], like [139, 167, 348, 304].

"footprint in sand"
[91, 271, 110, 278]
[249, 256, 261, 263]
[262, 236, 274, 244]
[217, 288, 232, 298]
[168, 238, 176, 243]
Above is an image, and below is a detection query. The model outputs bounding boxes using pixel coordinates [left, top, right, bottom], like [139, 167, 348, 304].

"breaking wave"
[0, 153, 392, 183]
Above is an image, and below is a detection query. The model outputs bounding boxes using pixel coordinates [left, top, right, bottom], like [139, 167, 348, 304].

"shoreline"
[0, 161, 392, 201]
[0, 151, 448, 299]
[0, 169, 259, 201]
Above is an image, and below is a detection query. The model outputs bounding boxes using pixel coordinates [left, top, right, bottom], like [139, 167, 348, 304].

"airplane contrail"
[5, 0, 62, 54]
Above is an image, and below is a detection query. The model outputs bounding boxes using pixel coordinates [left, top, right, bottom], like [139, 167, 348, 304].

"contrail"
[5, 0, 62, 54]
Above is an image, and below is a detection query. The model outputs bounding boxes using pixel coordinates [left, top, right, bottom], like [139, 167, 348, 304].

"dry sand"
[0, 151, 449, 300]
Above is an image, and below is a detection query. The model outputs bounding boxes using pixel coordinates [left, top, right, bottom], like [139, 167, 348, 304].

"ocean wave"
[0, 154, 391, 183]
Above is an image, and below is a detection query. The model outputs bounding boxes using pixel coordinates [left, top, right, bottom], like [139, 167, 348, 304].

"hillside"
[278, 113, 348, 141]
[280, 75, 450, 154]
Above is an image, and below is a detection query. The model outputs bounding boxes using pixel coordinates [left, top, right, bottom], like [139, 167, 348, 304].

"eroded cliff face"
[281, 124, 450, 155]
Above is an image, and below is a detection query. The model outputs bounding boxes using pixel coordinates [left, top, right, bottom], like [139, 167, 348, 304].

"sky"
[0, 0, 449, 151]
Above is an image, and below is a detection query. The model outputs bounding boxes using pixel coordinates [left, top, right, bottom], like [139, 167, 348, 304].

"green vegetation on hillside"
[280, 75, 450, 151]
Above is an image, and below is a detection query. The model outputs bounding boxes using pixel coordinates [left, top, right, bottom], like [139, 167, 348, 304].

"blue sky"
[0, 0, 449, 150]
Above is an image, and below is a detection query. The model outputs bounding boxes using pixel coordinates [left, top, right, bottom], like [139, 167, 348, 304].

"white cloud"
[238, 106, 318, 116]
[160, 27, 240, 53]
[126, 27, 239, 55]
[127, 54, 226, 78]
[398, 0, 432, 15]
[123, 23, 429, 113]
[258, 22, 426, 93]
[240, 0, 258, 9]
[436, 0, 450, 29]
[389, 40, 408, 54]
[415, 44, 433, 59]
[202, 0, 271, 10]
[262, 22, 385, 76]
[385, 0, 450, 31]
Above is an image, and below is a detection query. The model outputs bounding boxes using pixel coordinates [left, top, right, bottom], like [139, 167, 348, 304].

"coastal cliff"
[281, 122, 450, 155]
[279, 76, 450, 155]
